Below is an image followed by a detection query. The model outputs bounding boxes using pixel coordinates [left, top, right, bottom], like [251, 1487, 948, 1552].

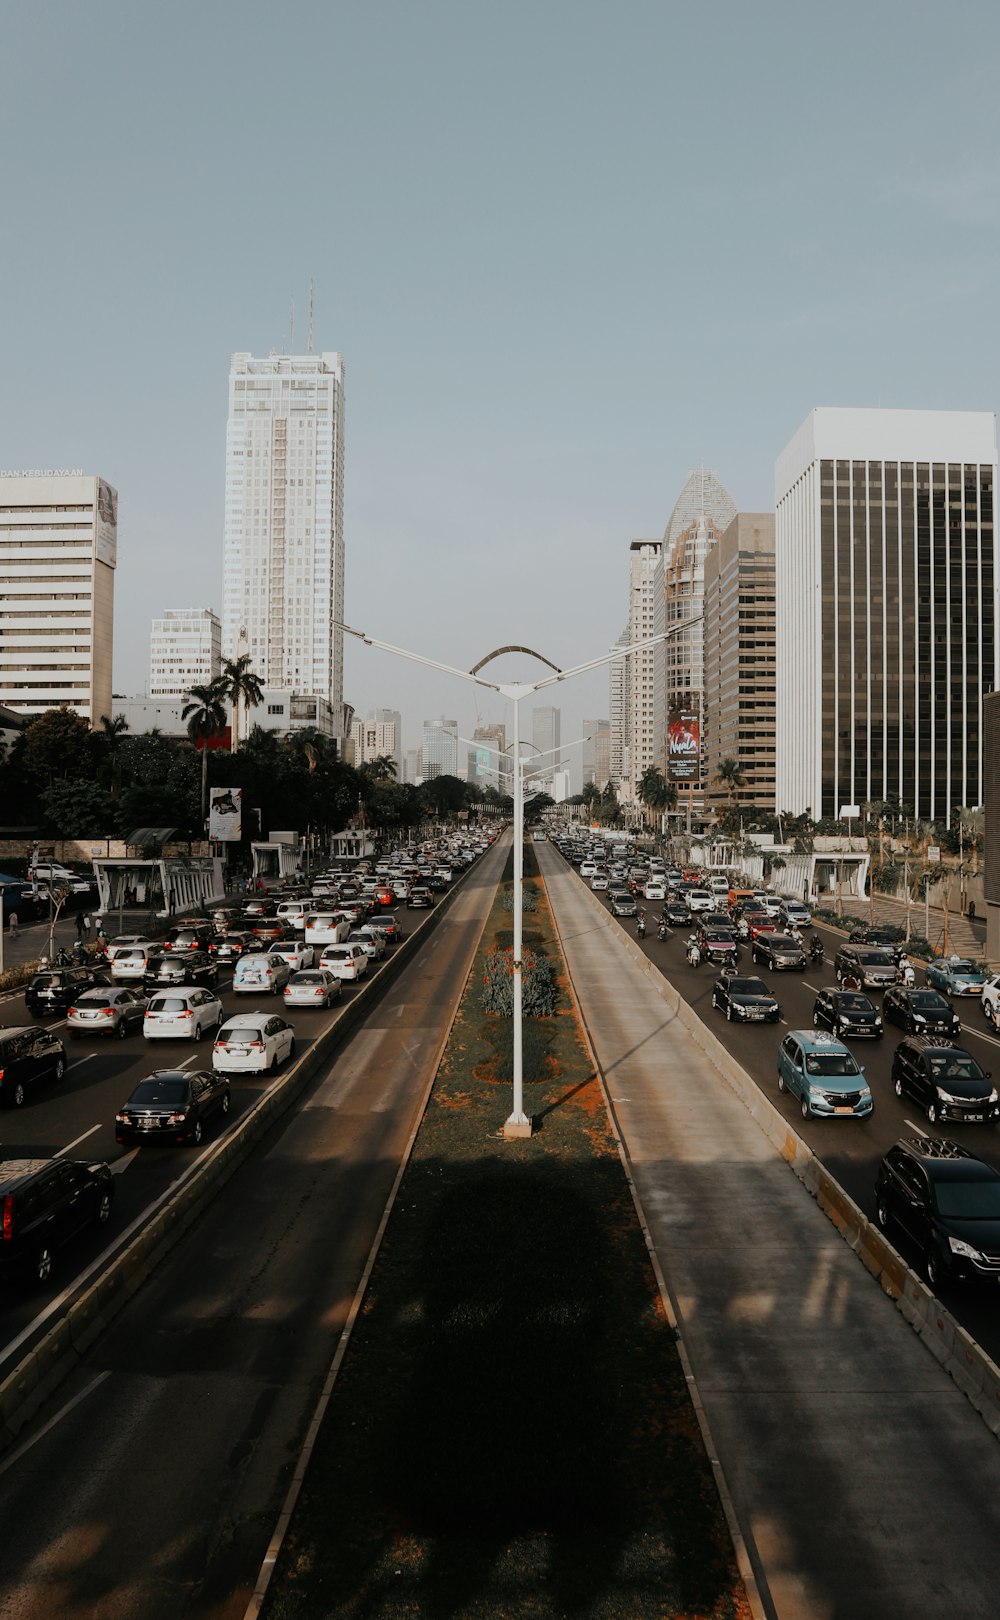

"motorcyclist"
[657, 917, 668, 941]
[636, 909, 647, 939]
[900, 956, 917, 987]
[808, 931, 824, 963]
[686, 934, 702, 968]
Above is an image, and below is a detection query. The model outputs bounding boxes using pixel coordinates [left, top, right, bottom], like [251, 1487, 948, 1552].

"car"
[266, 938, 315, 972]
[890, 1038, 998, 1125]
[684, 889, 714, 913]
[780, 901, 813, 928]
[696, 929, 740, 968]
[611, 894, 637, 918]
[213, 1012, 296, 1074]
[275, 900, 308, 931]
[367, 913, 402, 944]
[66, 986, 149, 1040]
[212, 929, 259, 965]
[875, 1137, 1000, 1286]
[284, 968, 344, 1009]
[304, 911, 352, 949]
[115, 1068, 231, 1146]
[743, 913, 777, 943]
[407, 887, 435, 909]
[143, 988, 224, 1041]
[233, 952, 292, 994]
[848, 926, 903, 954]
[925, 957, 990, 999]
[590, 873, 610, 891]
[0, 1026, 67, 1107]
[776, 1030, 873, 1119]
[0, 1156, 113, 1282]
[108, 944, 157, 983]
[882, 986, 962, 1040]
[811, 987, 883, 1040]
[348, 927, 386, 960]
[25, 966, 105, 1017]
[248, 916, 290, 944]
[143, 950, 218, 992]
[643, 879, 666, 901]
[751, 933, 806, 971]
[982, 974, 1000, 1029]
[833, 945, 899, 991]
[711, 974, 780, 1023]
[239, 897, 277, 919]
[161, 924, 215, 954]
[659, 900, 691, 928]
[319, 943, 370, 981]
[105, 934, 157, 962]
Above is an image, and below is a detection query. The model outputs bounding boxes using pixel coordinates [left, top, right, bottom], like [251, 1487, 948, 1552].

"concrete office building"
[0, 471, 117, 724]
[623, 541, 662, 804]
[776, 408, 998, 823]
[608, 626, 630, 789]
[349, 708, 403, 777]
[422, 716, 458, 779]
[149, 608, 221, 701]
[223, 350, 345, 738]
[703, 514, 776, 812]
[583, 718, 611, 791]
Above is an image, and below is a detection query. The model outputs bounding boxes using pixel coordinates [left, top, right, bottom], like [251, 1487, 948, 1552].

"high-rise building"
[0, 471, 117, 723]
[623, 541, 662, 804]
[149, 608, 221, 701]
[350, 707, 403, 776]
[471, 722, 507, 788]
[775, 407, 998, 823]
[608, 626, 630, 789]
[223, 350, 345, 736]
[703, 514, 776, 811]
[582, 718, 611, 791]
[422, 716, 458, 779]
[653, 470, 737, 804]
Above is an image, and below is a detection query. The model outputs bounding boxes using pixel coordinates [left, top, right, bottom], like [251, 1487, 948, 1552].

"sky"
[2, 0, 999, 782]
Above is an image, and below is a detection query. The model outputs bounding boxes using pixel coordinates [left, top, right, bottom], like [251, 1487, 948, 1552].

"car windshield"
[730, 979, 769, 996]
[148, 997, 187, 1013]
[837, 994, 874, 1011]
[928, 1055, 986, 1080]
[947, 961, 978, 975]
[910, 991, 950, 1009]
[805, 1052, 861, 1076]
[31, 974, 63, 988]
[292, 973, 324, 984]
[856, 951, 894, 966]
[222, 1027, 260, 1043]
[934, 1179, 1000, 1219]
[131, 1079, 188, 1104]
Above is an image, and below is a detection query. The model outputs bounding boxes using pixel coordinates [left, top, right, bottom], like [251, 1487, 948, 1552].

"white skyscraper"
[149, 608, 221, 700]
[422, 716, 458, 778]
[223, 350, 345, 731]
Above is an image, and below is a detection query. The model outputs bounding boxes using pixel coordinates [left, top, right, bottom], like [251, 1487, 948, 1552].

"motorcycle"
[719, 947, 738, 971]
[657, 921, 668, 941]
[808, 937, 824, 964]
[686, 937, 702, 968]
[636, 914, 647, 939]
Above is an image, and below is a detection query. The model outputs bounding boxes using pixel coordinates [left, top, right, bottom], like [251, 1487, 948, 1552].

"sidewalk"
[538, 841, 1000, 1620]
[0, 907, 163, 977]
[827, 889, 984, 958]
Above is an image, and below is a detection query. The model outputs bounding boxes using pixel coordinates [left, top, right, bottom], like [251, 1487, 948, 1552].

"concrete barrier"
[564, 865, 1000, 1440]
[0, 866, 476, 1449]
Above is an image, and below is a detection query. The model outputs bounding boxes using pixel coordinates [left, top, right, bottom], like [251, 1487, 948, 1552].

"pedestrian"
[75, 911, 86, 939]
[968, 900, 976, 921]
[168, 887, 176, 915]
[82, 912, 91, 939]
[8, 911, 18, 939]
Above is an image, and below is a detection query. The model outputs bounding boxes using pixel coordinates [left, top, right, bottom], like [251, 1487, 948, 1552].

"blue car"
[776, 1030, 874, 1120]
[925, 957, 989, 998]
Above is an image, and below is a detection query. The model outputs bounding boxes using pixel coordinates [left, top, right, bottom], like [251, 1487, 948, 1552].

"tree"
[221, 654, 264, 752]
[39, 780, 114, 838]
[715, 757, 746, 808]
[182, 680, 229, 822]
[359, 753, 398, 783]
[97, 713, 129, 799]
[22, 707, 94, 787]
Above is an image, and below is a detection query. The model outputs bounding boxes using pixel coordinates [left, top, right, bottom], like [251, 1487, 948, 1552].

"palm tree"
[637, 764, 673, 828]
[221, 654, 264, 752]
[182, 679, 228, 822]
[715, 757, 746, 810]
[97, 713, 129, 799]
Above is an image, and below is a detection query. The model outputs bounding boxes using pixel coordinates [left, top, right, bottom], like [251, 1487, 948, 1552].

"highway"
[0, 838, 506, 1620]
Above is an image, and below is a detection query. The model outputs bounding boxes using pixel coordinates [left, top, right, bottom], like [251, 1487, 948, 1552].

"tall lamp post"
[338, 620, 700, 1137]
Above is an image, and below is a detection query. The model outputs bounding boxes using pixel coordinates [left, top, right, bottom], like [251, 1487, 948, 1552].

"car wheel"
[800, 1096, 811, 1120]
[190, 1119, 203, 1146]
[97, 1190, 112, 1224]
[893, 1074, 903, 1097]
[812, 1011, 819, 1026]
[116, 1019, 127, 1040]
[220, 1091, 231, 1116]
[12, 1082, 25, 1108]
[777, 1070, 786, 1092]
[926, 1100, 939, 1125]
[195, 1020, 206, 1042]
[35, 1245, 53, 1284]
[875, 1196, 890, 1231]
[926, 1245, 946, 1289]
[270, 1053, 279, 1073]
[726, 1004, 732, 1022]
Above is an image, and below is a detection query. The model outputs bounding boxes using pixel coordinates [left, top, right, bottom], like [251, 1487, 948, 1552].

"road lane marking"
[904, 1119, 929, 1137]
[111, 1149, 140, 1176]
[0, 1371, 112, 1477]
[56, 1124, 102, 1157]
[66, 1055, 96, 1072]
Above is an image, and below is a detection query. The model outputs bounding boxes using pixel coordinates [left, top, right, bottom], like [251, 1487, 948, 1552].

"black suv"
[161, 924, 215, 954]
[144, 951, 218, 992]
[711, 974, 780, 1023]
[0, 1026, 67, 1107]
[883, 987, 961, 1041]
[25, 966, 104, 1017]
[890, 1038, 997, 1126]
[812, 987, 883, 1040]
[0, 1157, 114, 1283]
[875, 1138, 1000, 1286]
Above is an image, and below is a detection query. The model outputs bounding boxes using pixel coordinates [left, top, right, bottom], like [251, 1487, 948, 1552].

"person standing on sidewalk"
[8, 911, 18, 939]
[969, 900, 977, 921]
[75, 911, 86, 940]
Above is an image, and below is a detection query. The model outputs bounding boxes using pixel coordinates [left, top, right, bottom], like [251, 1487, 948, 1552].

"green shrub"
[502, 883, 537, 913]
[481, 945, 560, 1016]
[485, 1017, 554, 1081]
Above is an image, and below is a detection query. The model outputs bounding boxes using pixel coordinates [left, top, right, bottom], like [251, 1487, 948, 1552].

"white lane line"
[0, 1371, 111, 1478]
[111, 1149, 140, 1176]
[904, 1119, 929, 1137]
[66, 1055, 96, 1072]
[56, 1124, 102, 1157]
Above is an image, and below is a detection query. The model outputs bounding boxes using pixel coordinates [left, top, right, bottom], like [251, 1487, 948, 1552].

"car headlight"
[936, 1088, 960, 1104]
[913, 1014, 926, 1025]
[990, 1090, 999, 1104]
[874, 1015, 882, 1025]
[948, 1236, 985, 1261]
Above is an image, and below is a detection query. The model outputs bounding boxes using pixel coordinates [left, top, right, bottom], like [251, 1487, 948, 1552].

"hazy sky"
[2, 0, 999, 774]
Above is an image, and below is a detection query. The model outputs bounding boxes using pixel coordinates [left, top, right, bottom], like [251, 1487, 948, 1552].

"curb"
[0, 873, 472, 1452]
[568, 867, 1000, 1442]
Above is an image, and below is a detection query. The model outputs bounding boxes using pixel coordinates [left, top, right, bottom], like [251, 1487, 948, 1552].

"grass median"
[263, 846, 751, 1620]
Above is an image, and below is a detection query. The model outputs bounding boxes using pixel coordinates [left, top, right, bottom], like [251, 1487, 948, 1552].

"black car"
[660, 900, 691, 929]
[212, 929, 258, 965]
[812, 987, 884, 1040]
[883, 987, 961, 1040]
[875, 1137, 1000, 1285]
[711, 974, 780, 1023]
[611, 894, 637, 917]
[161, 924, 216, 954]
[751, 932, 806, 971]
[115, 1068, 231, 1147]
[0, 1026, 67, 1107]
[890, 1038, 997, 1126]
[143, 950, 218, 991]
[25, 966, 104, 1017]
[0, 1156, 114, 1283]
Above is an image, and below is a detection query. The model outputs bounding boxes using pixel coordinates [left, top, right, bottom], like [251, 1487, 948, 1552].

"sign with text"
[209, 786, 243, 842]
[667, 707, 700, 782]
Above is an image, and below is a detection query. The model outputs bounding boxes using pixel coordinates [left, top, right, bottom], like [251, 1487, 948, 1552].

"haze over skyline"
[2, 0, 998, 763]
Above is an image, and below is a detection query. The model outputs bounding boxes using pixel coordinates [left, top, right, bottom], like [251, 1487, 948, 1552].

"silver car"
[284, 968, 344, 1008]
[67, 986, 149, 1040]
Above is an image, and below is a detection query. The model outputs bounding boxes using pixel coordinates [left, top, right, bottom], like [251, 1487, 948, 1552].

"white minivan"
[304, 911, 351, 949]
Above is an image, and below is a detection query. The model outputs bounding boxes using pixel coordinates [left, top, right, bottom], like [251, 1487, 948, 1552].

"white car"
[143, 988, 223, 1041]
[982, 975, 1000, 1029]
[275, 900, 307, 932]
[284, 968, 344, 1008]
[686, 889, 715, 912]
[213, 1011, 296, 1074]
[267, 939, 315, 972]
[643, 880, 667, 901]
[304, 911, 351, 948]
[590, 874, 609, 891]
[348, 928, 386, 961]
[109, 944, 157, 982]
[320, 943, 370, 981]
[233, 953, 291, 994]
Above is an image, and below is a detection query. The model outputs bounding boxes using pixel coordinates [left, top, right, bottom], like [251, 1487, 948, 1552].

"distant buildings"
[622, 541, 661, 804]
[349, 708, 403, 776]
[422, 716, 458, 778]
[223, 350, 346, 739]
[149, 609, 221, 701]
[775, 407, 998, 824]
[703, 514, 776, 812]
[582, 718, 611, 792]
[0, 471, 117, 724]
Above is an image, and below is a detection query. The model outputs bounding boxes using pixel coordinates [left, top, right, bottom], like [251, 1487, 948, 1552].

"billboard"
[667, 707, 700, 783]
[209, 786, 243, 842]
[96, 480, 118, 568]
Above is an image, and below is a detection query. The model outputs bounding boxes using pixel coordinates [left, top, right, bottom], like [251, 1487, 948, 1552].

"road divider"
[577, 875, 1000, 1439]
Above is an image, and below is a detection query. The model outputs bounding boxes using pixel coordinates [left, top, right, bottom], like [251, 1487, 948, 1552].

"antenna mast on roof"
[307, 279, 315, 354]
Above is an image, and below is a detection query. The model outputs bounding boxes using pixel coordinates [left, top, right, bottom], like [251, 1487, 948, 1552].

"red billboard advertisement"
[667, 707, 700, 782]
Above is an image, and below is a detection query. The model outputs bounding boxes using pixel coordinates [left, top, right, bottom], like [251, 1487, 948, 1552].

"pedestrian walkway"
[829, 889, 984, 959]
[537, 841, 1000, 1620]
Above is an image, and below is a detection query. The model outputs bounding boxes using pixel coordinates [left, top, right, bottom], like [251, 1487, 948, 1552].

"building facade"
[349, 707, 403, 776]
[223, 351, 345, 736]
[0, 471, 117, 724]
[775, 407, 999, 823]
[702, 513, 776, 812]
[608, 626, 630, 789]
[582, 718, 611, 791]
[623, 541, 662, 804]
[422, 716, 458, 779]
[149, 608, 221, 701]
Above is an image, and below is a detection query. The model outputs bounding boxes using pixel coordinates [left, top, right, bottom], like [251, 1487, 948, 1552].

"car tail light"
[179, 1010, 192, 1018]
[2, 1196, 13, 1241]
[168, 1111, 189, 1123]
